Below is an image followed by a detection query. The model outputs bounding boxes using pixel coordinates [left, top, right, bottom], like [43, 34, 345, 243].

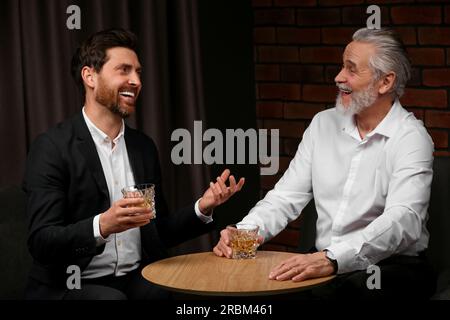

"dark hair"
[71, 28, 138, 93]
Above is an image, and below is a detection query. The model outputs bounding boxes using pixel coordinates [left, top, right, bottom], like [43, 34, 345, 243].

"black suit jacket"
[23, 113, 212, 297]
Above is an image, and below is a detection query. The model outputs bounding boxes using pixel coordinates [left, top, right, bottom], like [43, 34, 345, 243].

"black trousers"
[306, 252, 436, 300]
[62, 266, 171, 300]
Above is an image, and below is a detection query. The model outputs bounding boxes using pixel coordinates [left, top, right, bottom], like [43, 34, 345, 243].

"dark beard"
[110, 104, 131, 118]
[96, 80, 131, 118]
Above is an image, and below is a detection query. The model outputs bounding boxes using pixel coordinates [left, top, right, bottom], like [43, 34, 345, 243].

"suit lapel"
[73, 113, 110, 203]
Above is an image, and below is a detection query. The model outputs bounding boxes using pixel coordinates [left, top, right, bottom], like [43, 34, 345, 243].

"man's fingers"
[213, 245, 224, 257]
[118, 197, 145, 207]
[236, 178, 245, 191]
[220, 169, 231, 181]
[220, 229, 231, 245]
[219, 240, 232, 258]
[229, 175, 237, 192]
[257, 235, 264, 244]
[123, 206, 151, 216]
[216, 177, 229, 195]
[210, 182, 220, 200]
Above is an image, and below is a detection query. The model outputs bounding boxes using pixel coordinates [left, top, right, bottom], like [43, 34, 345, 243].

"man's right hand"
[213, 227, 264, 258]
[99, 198, 153, 238]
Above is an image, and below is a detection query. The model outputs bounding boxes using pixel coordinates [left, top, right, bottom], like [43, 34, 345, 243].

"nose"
[334, 68, 346, 84]
[128, 71, 141, 88]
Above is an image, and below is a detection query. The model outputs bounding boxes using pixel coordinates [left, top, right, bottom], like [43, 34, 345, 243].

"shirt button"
[117, 241, 122, 246]
[114, 181, 118, 185]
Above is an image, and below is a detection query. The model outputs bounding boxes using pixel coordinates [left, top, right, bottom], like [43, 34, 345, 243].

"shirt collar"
[341, 98, 402, 140]
[82, 107, 125, 144]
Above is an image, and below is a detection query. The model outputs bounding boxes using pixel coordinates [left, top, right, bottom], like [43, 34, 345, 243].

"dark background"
[0, 0, 260, 254]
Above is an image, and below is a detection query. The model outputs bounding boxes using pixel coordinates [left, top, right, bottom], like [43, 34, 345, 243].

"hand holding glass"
[227, 223, 259, 259]
[121, 184, 156, 219]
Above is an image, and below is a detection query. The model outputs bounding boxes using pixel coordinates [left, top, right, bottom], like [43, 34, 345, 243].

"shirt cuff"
[195, 198, 213, 224]
[325, 241, 357, 274]
[93, 214, 111, 246]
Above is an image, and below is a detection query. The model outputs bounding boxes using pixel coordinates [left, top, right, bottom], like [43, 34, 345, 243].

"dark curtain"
[0, 0, 213, 252]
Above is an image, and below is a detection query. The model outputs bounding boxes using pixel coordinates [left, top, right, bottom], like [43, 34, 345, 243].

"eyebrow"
[344, 60, 357, 69]
[114, 63, 142, 71]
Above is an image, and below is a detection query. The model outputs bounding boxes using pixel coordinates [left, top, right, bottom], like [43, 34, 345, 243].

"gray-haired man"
[214, 28, 435, 300]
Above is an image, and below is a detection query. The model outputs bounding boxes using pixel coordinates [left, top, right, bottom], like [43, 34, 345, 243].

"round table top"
[141, 251, 335, 296]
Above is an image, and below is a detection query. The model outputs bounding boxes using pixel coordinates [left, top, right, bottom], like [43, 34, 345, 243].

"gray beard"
[336, 84, 378, 116]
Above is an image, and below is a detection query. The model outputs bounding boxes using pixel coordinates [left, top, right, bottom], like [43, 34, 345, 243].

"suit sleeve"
[24, 134, 101, 264]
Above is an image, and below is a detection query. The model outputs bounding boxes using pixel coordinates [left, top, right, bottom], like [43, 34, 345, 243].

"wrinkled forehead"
[342, 41, 376, 69]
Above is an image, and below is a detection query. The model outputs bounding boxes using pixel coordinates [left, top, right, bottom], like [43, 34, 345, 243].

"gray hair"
[352, 28, 411, 98]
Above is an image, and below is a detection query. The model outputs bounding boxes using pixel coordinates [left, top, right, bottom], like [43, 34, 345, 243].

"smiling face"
[334, 41, 380, 115]
[92, 47, 142, 118]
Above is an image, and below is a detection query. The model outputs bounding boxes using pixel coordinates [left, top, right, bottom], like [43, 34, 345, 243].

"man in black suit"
[23, 29, 244, 300]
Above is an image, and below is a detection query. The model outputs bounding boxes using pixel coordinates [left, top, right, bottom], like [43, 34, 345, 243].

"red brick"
[252, 0, 272, 7]
[284, 138, 301, 156]
[284, 102, 326, 119]
[325, 66, 341, 83]
[254, 9, 295, 25]
[322, 27, 356, 45]
[446, 6, 450, 24]
[391, 6, 441, 25]
[401, 89, 447, 108]
[448, 49, 450, 66]
[255, 64, 280, 81]
[254, 27, 276, 44]
[277, 27, 321, 44]
[267, 228, 300, 247]
[407, 48, 445, 66]
[394, 27, 417, 45]
[274, 0, 316, 6]
[423, 69, 450, 87]
[406, 108, 424, 121]
[263, 119, 305, 138]
[258, 46, 299, 63]
[280, 65, 323, 82]
[434, 151, 450, 157]
[426, 111, 450, 129]
[303, 84, 338, 103]
[257, 102, 283, 118]
[319, 0, 363, 5]
[300, 47, 343, 64]
[297, 8, 340, 26]
[367, 0, 413, 3]
[258, 83, 301, 100]
[429, 129, 448, 149]
[417, 0, 450, 2]
[419, 27, 450, 45]
[342, 6, 390, 25]
[409, 68, 422, 87]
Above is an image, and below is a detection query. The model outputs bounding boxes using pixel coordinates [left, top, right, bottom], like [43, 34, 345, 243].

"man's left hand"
[269, 251, 334, 282]
[199, 169, 245, 215]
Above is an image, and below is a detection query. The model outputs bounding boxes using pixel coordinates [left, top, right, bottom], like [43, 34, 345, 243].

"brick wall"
[252, 0, 450, 251]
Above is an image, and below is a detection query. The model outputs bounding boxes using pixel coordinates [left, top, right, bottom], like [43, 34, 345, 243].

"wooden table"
[141, 251, 335, 296]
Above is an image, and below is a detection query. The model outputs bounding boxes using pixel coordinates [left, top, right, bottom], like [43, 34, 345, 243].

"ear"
[81, 66, 96, 90]
[378, 72, 396, 95]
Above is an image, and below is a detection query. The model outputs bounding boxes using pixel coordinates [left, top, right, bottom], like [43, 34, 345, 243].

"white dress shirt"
[81, 108, 212, 279]
[242, 99, 434, 274]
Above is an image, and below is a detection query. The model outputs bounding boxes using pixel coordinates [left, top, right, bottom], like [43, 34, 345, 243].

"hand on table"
[269, 251, 334, 282]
